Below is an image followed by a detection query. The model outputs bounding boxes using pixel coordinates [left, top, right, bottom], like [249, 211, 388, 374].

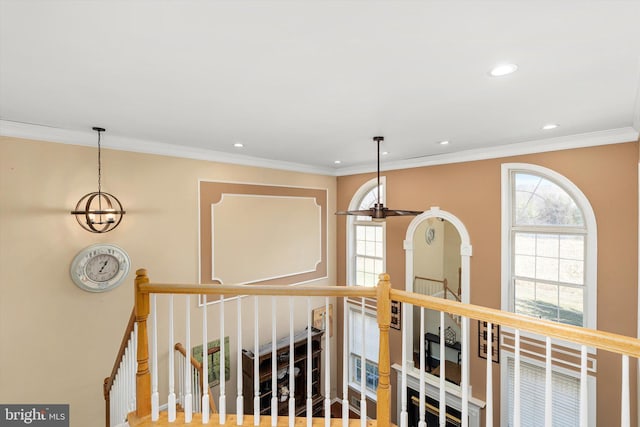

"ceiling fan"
[336, 136, 423, 221]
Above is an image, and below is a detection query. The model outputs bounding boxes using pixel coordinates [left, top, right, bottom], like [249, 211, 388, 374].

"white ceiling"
[1, 1, 639, 175]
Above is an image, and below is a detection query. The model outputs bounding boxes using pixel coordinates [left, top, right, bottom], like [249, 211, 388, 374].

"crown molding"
[0, 120, 336, 176]
[335, 127, 639, 176]
[1, 120, 637, 177]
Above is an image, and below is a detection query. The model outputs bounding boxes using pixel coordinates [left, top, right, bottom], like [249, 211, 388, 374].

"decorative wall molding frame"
[199, 181, 328, 288]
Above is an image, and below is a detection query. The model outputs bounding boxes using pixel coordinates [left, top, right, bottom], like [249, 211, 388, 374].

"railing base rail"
[127, 412, 388, 427]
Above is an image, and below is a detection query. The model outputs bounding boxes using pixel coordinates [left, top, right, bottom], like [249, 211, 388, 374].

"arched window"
[502, 164, 596, 328]
[345, 178, 386, 402]
[347, 178, 386, 286]
[501, 163, 597, 425]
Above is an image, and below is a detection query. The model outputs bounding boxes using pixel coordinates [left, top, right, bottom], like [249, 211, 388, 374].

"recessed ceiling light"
[233, 143, 244, 148]
[381, 151, 389, 155]
[489, 63, 518, 77]
[542, 123, 559, 130]
[438, 140, 450, 145]
[334, 160, 341, 164]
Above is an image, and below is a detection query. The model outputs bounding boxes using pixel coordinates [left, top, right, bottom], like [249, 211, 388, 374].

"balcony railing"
[107, 269, 640, 427]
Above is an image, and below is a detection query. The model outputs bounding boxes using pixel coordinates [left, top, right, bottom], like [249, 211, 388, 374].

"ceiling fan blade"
[385, 209, 424, 216]
[335, 209, 375, 216]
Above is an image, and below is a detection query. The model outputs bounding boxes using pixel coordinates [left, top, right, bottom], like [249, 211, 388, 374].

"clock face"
[70, 244, 131, 292]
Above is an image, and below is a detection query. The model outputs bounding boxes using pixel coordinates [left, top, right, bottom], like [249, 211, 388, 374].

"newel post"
[376, 273, 392, 427]
[135, 268, 151, 418]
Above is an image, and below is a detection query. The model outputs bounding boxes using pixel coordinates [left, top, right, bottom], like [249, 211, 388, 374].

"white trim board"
[1, 120, 637, 177]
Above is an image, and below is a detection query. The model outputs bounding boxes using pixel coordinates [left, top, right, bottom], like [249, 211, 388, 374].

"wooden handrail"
[103, 308, 136, 427]
[174, 343, 218, 414]
[138, 282, 378, 298]
[392, 288, 640, 358]
[414, 275, 446, 284]
[415, 275, 461, 302]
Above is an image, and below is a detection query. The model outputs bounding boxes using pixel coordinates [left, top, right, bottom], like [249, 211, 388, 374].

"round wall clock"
[425, 227, 436, 245]
[70, 243, 131, 292]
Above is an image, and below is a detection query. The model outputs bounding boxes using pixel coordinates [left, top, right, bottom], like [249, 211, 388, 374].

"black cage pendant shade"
[71, 127, 126, 233]
[336, 136, 422, 221]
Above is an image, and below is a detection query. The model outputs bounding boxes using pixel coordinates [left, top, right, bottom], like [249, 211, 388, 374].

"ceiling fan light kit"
[336, 136, 423, 220]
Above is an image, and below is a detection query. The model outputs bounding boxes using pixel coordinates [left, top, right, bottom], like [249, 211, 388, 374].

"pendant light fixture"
[336, 136, 422, 221]
[71, 127, 125, 233]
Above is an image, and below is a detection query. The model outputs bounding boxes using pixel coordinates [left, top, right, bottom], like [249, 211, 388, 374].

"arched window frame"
[500, 163, 598, 426]
[345, 177, 386, 402]
[501, 163, 597, 330]
[346, 177, 387, 287]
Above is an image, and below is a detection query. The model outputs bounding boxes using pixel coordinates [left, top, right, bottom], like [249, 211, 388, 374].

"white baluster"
[254, 296, 260, 425]
[178, 353, 184, 406]
[220, 295, 227, 424]
[621, 354, 630, 427]
[418, 307, 425, 427]
[513, 330, 521, 427]
[151, 294, 159, 421]
[289, 297, 295, 427]
[168, 295, 176, 422]
[545, 336, 552, 427]
[307, 298, 313, 427]
[202, 295, 210, 424]
[121, 348, 127, 421]
[271, 296, 278, 426]
[400, 301, 408, 427]
[133, 323, 138, 412]
[485, 322, 493, 427]
[184, 295, 193, 423]
[237, 296, 244, 425]
[439, 312, 446, 427]
[360, 298, 367, 427]
[324, 297, 331, 427]
[461, 316, 469, 427]
[580, 345, 587, 427]
[342, 298, 349, 427]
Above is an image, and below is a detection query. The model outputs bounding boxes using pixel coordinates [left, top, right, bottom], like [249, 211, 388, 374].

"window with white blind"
[348, 304, 380, 398]
[501, 163, 597, 426]
[505, 357, 580, 427]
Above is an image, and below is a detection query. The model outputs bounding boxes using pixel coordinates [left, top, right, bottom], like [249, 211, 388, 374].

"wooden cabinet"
[241, 327, 324, 417]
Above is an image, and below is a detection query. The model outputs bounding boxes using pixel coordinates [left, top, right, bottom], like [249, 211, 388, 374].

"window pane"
[559, 286, 583, 326]
[535, 257, 558, 281]
[515, 254, 535, 278]
[365, 241, 376, 256]
[535, 282, 559, 321]
[559, 259, 584, 285]
[515, 279, 536, 316]
[514, 173, 584, 226]
[515, 233, 536, 255]
[536, 234, 559, 258]
[559, 235, 584, 260]
[356, 241, 366, 256]
[356, 225, 366, 241]
[375, 242, 383, 258]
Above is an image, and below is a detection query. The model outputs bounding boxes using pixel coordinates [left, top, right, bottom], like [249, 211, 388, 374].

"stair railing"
[104, 309, 137, 427]
[174, 342, 218, 415]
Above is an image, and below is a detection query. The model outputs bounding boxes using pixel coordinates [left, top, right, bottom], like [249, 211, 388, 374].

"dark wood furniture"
[242, 327, 324, 417]
[425, 332, 462, 370]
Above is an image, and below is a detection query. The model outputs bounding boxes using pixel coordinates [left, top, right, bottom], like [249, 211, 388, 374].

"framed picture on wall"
[390, 300, 401, 330]
[478, 321, 499, 363]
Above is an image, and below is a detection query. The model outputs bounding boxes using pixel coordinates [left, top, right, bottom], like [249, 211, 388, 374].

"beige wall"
[0, 136, 337, 427]
[336, 142, 639, 426]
